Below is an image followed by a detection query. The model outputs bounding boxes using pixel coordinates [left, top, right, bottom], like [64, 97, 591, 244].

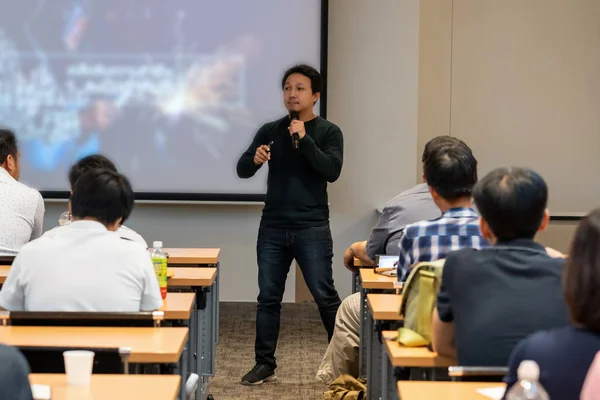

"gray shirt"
[366, 183, 440, 259]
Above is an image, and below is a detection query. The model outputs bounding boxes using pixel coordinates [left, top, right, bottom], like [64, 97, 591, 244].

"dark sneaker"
[241, 364, 277, 386]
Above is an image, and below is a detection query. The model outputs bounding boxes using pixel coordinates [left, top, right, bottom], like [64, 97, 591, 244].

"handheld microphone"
[290, 111, 300, 149]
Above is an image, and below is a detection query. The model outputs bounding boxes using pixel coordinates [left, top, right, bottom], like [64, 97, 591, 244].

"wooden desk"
[397, 381, 505, 400]
[0, 265, 8, 284]
[360, 269, 397, 290]
[164, 248, 220, 265]
[168, 267, 217, 287]
[160, 292, 195, 320]
[30, 374, 181, 400]
[367, 293, 403, 320]
[382, 330, 456, 368]
[0, 266, 217, 288]
[0, 326, 188, 363]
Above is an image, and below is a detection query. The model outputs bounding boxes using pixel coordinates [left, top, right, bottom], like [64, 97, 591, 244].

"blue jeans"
[255, 225, 341, 370]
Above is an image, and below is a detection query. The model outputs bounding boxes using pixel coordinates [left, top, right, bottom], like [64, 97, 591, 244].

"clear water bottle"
[505, 360, 550, 400]
[151, 241, 168, 299]
[58, 211, 72, 226]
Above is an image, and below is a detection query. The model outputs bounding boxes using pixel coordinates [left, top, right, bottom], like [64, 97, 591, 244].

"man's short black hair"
[422, 136, 466, 165]
[68, 154, 117, 188]
[281, 64, 322, 94]
[0, 129, 18, 165]
[473, 167, 548, 241]
[71, 169, 134, 226]
[423, 140, 478, 201]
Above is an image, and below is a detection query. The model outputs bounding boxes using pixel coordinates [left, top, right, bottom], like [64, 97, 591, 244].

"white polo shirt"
[0, 220, 163, 312]
[0, 168, 44, 256]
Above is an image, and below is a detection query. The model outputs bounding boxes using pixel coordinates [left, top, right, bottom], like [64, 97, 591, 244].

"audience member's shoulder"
[446, 247, 480, 265]
[13, 179, 42, 200]
[314, 116, 341, 133]
[517, 326, 574, 354]
[117, 225, 148, 248]
[111, 233, 149, 256]
[387, 184, 429, 206]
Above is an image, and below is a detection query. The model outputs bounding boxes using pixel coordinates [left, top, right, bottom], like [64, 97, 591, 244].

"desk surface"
[0, 266, 217, 288]
[360, 269, 397, 290]
[30, 374, 181, 400]
[367, 293, 403, 321]
[168, 267, 216, 287]
[0, 326, 188, 363]
[382, 330, 456, 367]
[397, 381, 505, 400]
[160, 292, 195, 320]
[164, 248, 220, 265]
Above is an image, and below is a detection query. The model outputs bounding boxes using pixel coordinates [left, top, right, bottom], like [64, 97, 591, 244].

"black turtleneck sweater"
[236, 115, 343, 228]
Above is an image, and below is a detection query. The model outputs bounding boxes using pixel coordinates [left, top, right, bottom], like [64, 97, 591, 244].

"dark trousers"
[254, 225, 341, 370]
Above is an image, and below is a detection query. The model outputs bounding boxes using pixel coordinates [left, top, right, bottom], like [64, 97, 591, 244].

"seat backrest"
[0, 256, 15, 265]
[4, 311, 164, 327]
[20, 346, 128, 374]
[448, 366, 508, 382]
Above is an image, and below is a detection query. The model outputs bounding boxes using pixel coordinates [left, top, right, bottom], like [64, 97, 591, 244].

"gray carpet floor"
[209, 302, 329, 400]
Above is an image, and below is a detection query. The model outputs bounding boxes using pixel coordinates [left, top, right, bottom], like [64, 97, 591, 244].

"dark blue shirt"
[437, 239, 569, 366]
[505, 326, 600, 399]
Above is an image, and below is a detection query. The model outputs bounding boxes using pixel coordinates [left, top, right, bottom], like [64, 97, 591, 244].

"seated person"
[63, 154, 147, 247]
[505, 208, 600, 399]
[0, 129, 44, 256]
[433, 167, 569, 366]
[0, 344, 33, 400]
[0, 169, 162, 312]
[342, 136, 448, 270]
[317, 136, 485, 384]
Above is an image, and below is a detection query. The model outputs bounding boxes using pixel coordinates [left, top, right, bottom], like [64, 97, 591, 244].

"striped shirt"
[397, 207, 487, 280]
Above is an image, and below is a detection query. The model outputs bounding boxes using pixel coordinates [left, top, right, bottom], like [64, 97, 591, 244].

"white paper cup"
[63, 350, 94, 386]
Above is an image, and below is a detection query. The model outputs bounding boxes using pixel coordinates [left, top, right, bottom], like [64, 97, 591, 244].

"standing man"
[237, 64, 343, 385]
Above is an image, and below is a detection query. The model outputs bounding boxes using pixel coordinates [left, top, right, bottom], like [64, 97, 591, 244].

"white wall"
[42, 0, 422, 302]
[327, 0, 421, 296]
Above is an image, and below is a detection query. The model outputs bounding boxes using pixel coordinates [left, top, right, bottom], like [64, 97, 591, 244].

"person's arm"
[432, 258, 456, 358]
[0, 255, 26, 311]
[397, 234, 414, 280]
[365, 204, 399, 260]
[432, 309, 456, 358]
[299, 126, 343, 182]
[30, 192, 45, 240]
[236, 124, 268, 179]
[139, 255, 163, 311]
[343, 241, 375, 271]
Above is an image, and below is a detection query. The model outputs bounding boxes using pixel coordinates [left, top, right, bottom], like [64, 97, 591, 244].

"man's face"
[283, 73, 319, 113]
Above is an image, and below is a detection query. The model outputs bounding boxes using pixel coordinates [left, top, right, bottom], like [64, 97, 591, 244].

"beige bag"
[397, 259, 446, 347]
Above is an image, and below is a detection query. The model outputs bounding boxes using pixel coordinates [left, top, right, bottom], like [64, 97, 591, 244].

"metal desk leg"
[359, 289, 369, 377]
[214, 262, 220, 345]
[352, 269, 360, 294]
[366, 318, 383, 400]
[197, 286, 215, 399]
[381, 342, 398, 400]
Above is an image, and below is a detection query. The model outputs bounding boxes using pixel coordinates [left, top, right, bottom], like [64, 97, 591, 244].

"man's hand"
[545, 247, 567, 259]
[343, 247, 356, 272]
[253, 145, 271, 166]
[289, 119, 306, 140]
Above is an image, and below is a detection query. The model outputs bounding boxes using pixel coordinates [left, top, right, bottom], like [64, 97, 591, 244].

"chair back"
[448, 366, 508, 382]
[2, 310, 164, 327]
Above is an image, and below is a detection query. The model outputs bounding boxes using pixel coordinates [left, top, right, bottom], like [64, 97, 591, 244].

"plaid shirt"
[397, 207, 488, 280]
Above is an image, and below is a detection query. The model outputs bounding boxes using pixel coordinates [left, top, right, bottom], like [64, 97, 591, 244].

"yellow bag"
[397, 259, 445, 347]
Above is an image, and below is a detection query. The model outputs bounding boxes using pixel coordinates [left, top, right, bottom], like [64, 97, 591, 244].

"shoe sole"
[241, 375, 277, 386]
